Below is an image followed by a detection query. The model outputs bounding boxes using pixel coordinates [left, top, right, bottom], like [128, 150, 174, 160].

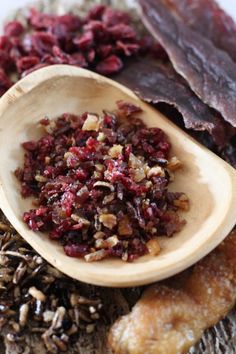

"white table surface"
[0, 0, 236, 25]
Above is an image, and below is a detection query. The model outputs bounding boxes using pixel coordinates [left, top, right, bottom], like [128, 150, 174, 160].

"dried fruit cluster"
[0, 4, 154, 96]
[16, 101, 189, 262]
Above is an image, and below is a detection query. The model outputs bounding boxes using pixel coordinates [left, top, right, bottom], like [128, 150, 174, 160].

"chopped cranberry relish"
[15, 102, 189, 262]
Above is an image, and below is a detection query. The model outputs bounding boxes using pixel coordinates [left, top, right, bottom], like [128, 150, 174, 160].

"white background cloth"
[0, 0, 235, 25]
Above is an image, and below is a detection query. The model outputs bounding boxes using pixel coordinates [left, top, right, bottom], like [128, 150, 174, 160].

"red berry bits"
[15, 102, 189, 262]
[0, 4, 147, 97]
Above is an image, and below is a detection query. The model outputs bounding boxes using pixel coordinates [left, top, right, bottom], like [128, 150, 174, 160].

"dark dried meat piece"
[138, 0, 236, 128]
[220, 142, 236, 169]
[115, 57, 226, 145]
[162, 0, 236, 63]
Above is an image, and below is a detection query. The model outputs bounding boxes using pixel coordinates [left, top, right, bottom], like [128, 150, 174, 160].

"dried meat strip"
[162, 0, 236, 62]
[109, 228, 236, 354]
[138, 0, 236, 129]
[116, 57, 225, 142]
[115, 57, 226, 145]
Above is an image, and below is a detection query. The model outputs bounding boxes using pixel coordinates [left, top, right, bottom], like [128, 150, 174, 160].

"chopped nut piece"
[168, 170, 175, 182]
[132, 168, 146, 182]
[82, 114, 100, 131]
[145, 181, 153, 189]
[103, 193, 115, 205]
[106, 235, 119, 248]
[168, 156, 182, 171]
[128, 153, 143, 168]
[147, 238, 161, 256]
[95, 164, 105, 172]
[35, 175, 48, 183]
[93, 171, 102, 179]
[85, 249, 108, 262]
[93, 231, 106, 239]
[28, 286, 46, 302]
[118, 215, 133, 236]
[71, 214, 90, 226]
[95, 239, 107, 249]
[147, 166, 165, 179]
[108, 144, 123, 158]
[173, 194, 190, 211]
[97, 132, 106, 142]
[64, 152, 73, 160]
[99, 214, 117, 229]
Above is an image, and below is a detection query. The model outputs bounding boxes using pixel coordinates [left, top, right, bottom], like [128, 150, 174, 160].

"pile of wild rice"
[0, 211, 103, 353]
[0, 210, 141, 354]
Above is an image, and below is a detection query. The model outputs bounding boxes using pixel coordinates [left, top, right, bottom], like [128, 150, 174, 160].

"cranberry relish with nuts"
[15, 101, 189, 262]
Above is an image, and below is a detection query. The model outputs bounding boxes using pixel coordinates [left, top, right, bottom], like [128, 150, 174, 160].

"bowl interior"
[0, 66, 235, 287]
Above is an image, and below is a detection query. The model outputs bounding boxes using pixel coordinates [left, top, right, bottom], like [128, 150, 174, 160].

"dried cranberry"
[0, 4, 167, 104]
[64, 244, 89, 257]
[88, 5, 106, 20]
[102, 7, 131, 26]
[73, 31, 94, 51]
[16, 56, 40, 73]
[87, 49, 96, 63]
[55, 14, 82, 32]
[4, 21, 24, 37]
[116, 41, 140, 56]
[96, 55, 123, 75]
[84, 21, 107, 38]
[108, 24, 136, 40]
[0, 50, 13, 71]
[68, 53, 87, 67]
[75, 168, 88, 181]
[23, 32, 58, 56]
[0, 36, 12, 52]
[61, 191, 75, 217]
[29, 9, 55, 30]
[97, 44, 112, 58]
[22, 141, 38, 151]
[117, 100, 142, 116]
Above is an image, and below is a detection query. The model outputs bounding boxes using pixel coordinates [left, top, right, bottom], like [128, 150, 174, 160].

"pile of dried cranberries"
[0, 5, 164, 96]
[15, 102, 189, 262]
